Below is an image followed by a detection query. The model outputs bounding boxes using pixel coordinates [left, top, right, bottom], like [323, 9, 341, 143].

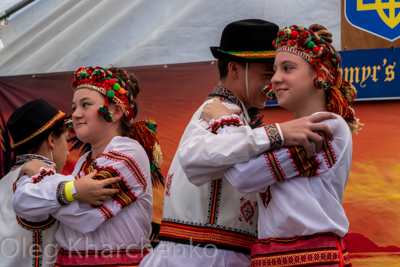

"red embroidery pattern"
[99, 150, 147, 192]
[56, 247, 149, 266]
[208, 178, 222, 225]
[159, 221, 256, 253]
[210, 116, 243, 134]
[251, 249, 351, 266]
[286, 146, 320, 177]
[31, 168, 55, 184]
[95, 166, 138, 209]
[251, 233, 352, 267]
[97, 204, 114, 221]
[259, 186, 272, 209]
[239, 197, 257, 225]
[265, 152, 286, 182]
[318, 131, 337, 168]
[165, 173, 173, 196]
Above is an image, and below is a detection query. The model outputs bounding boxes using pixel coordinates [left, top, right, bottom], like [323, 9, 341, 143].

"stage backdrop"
[1, 0, 400, 266]
[1, 61, 400, 266]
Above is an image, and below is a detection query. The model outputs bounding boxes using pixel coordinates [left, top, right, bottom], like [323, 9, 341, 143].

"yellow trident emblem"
[357, 0, 400, 28]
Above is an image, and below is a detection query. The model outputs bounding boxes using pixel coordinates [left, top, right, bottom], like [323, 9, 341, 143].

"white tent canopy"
[0, 0, 341, 76]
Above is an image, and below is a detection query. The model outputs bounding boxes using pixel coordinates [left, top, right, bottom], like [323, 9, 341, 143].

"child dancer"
[1, 99, 68, 267]
[200, 24, 361, 267]
[13, 66, 162, 266]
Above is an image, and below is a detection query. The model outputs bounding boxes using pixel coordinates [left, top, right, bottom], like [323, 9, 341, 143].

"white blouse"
[221, 112, 352, 239]
[13, 136, 153, 251]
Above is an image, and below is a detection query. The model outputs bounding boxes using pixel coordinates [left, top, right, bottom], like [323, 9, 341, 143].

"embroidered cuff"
[275, 123, 284, 146]
[265, 124, 283, 150]
[31, 167, 55, 184]
[209, 114, 243, 135]
[56, 181, 70, 205]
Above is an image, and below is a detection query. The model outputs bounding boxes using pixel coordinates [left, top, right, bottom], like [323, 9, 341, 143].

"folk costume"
[0, 99, 66, 267]
[14, 137, 153, 266]
[216, 113, 352, 267]
[207, 25, 361, 267]
[13, 67, 162, 267]
[139, 20, 280, 267]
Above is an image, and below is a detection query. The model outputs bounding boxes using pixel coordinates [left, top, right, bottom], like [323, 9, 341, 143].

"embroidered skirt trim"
[158, 221, 256, 254]
[251, 232, 352, 267]
[55, 247, 149, 266]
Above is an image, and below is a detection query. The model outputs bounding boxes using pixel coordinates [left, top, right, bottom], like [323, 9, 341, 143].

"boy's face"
[52, 130, 69, 172]
[244, 62, 274, 109]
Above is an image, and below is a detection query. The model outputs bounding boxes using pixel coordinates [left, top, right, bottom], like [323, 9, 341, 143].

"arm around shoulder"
[13, 172, 75, 220]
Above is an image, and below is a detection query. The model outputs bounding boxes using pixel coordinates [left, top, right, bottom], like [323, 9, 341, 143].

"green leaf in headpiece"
[146, 122, 157, 133]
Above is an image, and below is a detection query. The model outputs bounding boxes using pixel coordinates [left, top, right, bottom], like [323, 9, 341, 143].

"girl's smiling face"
[71, 89, 109, 144]
[272, 51, 326, 118]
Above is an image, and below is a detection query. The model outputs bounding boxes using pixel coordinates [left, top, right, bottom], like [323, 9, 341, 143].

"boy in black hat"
[0, 99, 118, 267]
[0, 99, 68, 267]
[140, 19, 336, 267]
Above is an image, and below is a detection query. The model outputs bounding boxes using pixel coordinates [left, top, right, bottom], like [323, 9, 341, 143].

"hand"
[201, 98, 240, 123]
[73, 170, 121, 206]
[279, 112, 336, 158]
[20, 159, 56, 177]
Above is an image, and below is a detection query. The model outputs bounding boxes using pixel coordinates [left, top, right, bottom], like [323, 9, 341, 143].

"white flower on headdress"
[284, 28, 291, 37]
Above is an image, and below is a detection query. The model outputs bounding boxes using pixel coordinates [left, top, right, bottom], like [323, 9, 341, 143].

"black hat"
[7, 99, 66, 154]
[210, 19, 279, 63]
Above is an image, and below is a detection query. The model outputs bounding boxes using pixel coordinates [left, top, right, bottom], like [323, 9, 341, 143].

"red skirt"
[55, 247, 149, 267]
[251, 232, 351, 267]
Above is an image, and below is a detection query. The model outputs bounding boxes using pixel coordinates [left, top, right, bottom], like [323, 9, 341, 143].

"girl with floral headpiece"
[200, 24, 360, 266]
[13, 66, 162, 266]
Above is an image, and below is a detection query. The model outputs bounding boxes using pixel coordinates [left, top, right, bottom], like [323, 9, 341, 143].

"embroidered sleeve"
[32, 141, 152, 234]
[179, 116, 270, 187]
[13, 173, 75, 221]
[88, 153, 147, 221]
[31, 167, 56, 184]
[56, 181, 70, 205]
[224, 146, 320, 194]
[264, 124, 284, 149]
[208, 115, 243, 135]
[56, 146, 148, 230]
[224, 114, 347, 194]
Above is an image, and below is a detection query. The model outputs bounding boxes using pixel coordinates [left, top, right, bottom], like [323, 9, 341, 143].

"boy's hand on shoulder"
[201, 98, 240, 122]
[74, 170, 121, 206]
[279, 112, 336, 158]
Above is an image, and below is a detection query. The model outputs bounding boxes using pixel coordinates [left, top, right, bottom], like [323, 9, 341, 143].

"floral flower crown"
[262, 25, 362, 134]
[71, 66, 135, 123]
[274, 25, 339, 90]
